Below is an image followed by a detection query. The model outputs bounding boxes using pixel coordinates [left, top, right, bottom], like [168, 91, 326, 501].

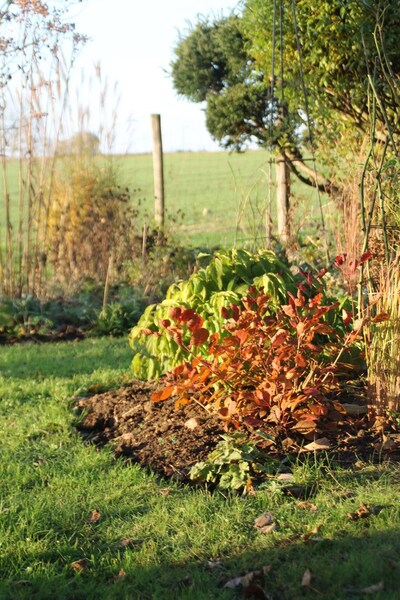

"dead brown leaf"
[85, 509, 101, 523]
[116, 537, 146, 550]
[184, 417, 200, 430]
[359, 581, 384, 595]
[303, 437, 331, 452]
[254, 512, 274, 529]
[277, 473, 295, 482]
[205, 559, 224, 570]
[297, 501, 318, 511]
[224, 566, 271, 589]
[301, 568, 313, 587]
[302, 524, 323, 543]
[254, 512, 277, 534]
[71, 558, 88, 573]
[347, 501, 371, 521]
[113, 568, 126, 582]
[159, 488, 171, 496]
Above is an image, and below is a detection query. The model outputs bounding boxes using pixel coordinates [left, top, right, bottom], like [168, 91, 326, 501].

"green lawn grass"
[1, 338, 399, 599]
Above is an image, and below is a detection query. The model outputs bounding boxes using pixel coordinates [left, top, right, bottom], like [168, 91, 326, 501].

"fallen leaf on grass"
[206, 560, 224, 570]
[113, 568, 126, 582]
[116, 537, 146, 550]
[348, 502, 386, 520]
[224, 566, 271, 589]
[347, 501, 370, 520]
[302, 524, 324, 543]
[301, 569, 313, 587]
[277, 473, 295, 482]
[71, 559, 88, 573]
[159, 488, 171, 496]
[254, 512, 277, 534]
[297, 501, 318, 511]
[85, 509, 101, 523]
[359, 581, 384, 595]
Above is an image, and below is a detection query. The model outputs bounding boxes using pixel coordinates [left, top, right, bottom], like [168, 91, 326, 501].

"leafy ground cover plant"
[150, 282, 366, 446]
[189, 433, 281, 492]
[129, 248, 295, 380]
[0, 284, 145, 342]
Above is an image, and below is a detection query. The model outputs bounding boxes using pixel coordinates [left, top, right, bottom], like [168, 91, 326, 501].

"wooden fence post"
[151, 114, 165, 229]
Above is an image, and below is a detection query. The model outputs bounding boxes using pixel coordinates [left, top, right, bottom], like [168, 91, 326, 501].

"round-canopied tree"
[171, 2, 400, 244]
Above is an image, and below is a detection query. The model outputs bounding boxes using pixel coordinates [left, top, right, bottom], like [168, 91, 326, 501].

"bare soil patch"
[74, 380, 400, 485]
[74, 380, 226, 481]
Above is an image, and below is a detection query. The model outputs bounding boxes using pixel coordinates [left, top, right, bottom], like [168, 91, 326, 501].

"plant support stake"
[151, 114, 165, 229]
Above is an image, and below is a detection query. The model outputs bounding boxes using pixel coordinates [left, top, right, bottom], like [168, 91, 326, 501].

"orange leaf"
[180, 308, 196, 322]
[151, 384, 176, 402]
[270, 328, 289, 347]
[371, 312, 390, 323]
[169, 306, 182, 320]
[235, 329, 249, 344]
[71, 559, 88, 573]
[113, 568, 127, 582]
[187, 314, 203, 332]
[282, 304, 296, 318]
[85, 509, 101, 523]
[308, 292, 323, 308]
[174, 397, 192, 409]
[295, 353, 307, 367]
[190, 327, 209, 346]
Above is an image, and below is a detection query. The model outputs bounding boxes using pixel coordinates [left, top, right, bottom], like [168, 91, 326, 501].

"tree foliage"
[171, 15, 281, 151]
[171, 1, 400, 191]
[243, 0, 400, 144]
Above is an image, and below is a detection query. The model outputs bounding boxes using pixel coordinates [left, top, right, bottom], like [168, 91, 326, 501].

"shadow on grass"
[2, 526, 399, 600]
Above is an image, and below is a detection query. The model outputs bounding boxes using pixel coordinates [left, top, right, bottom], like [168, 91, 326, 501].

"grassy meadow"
[1, 338, 400, 600]
[0, 149, 336, 253]
[115, 150, 335, 249]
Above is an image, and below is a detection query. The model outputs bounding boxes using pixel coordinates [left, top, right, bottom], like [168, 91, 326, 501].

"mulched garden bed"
[74, 380, 400, 485]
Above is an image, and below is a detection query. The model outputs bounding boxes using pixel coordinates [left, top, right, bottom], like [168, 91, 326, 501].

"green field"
[0, 150, 336, 257]
[115, 150, 335, 249]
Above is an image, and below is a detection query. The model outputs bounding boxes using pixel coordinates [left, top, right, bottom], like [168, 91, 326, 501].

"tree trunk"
[275, 153, 290, 245]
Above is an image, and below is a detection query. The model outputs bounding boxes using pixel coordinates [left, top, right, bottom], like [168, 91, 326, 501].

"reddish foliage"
[149, 287, 363, 442]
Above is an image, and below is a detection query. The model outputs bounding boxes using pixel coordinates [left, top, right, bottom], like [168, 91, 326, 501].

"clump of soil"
[74, 380, 226, 481]
[74, 380, 400, 484]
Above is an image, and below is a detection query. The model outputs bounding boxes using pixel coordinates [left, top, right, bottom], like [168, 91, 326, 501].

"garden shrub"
[46, 157, 141, 290]
[150, 284, 365, 445]
[129, 248, 296, 380]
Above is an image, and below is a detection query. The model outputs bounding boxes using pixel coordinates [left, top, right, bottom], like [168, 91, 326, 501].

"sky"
[68, 0, 241, 154]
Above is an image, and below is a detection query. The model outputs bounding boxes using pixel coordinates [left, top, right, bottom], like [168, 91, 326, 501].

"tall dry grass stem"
[365, 256, 400, 419]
